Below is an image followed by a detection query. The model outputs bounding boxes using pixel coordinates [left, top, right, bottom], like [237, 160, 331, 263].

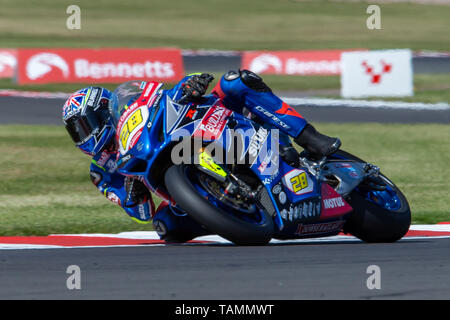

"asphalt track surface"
[1, 238, 450, 299]
[1, 95, 449, 125]
[1, 95, 449, 300]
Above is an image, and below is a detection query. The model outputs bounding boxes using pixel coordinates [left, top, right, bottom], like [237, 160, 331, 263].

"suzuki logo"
[0, 52, 16, 72]
[249, 54, 282, 74]
[26, 53, 70, 80]
[361, 60, 392, 84]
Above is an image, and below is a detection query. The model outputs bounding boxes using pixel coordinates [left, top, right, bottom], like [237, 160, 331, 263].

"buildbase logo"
[17, 48, 184, 84]
[26, 53, 69, 80]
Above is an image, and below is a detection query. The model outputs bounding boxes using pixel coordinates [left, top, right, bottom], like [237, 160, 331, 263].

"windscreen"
[110, 81, 146, 127]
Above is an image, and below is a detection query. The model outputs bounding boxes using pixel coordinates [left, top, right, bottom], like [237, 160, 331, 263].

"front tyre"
[164, 165, 274, 245]
[343, 174, 411, 243]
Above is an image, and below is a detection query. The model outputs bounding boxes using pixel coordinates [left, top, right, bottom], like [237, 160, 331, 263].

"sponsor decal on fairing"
[295, 220, 345, 236]
[193, 103, 233, 140]
[320, 183, 353, 220]
[282, 169, 314, 196]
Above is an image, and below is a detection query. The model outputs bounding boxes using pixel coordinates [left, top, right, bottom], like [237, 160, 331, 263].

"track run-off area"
[0, 91, 449, 299]
[1, 227, 450, 299]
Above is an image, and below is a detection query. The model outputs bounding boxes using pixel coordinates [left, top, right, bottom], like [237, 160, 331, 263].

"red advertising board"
[0, 49, 17, 78]
[17, 48, 184, 84]
[242, 49, 366, 75]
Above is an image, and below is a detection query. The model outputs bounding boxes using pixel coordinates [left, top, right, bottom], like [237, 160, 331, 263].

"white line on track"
[0, 89, 70, 99]
[282, 97, 450, 111]
[0, 89, 448, 111]
[1, 226, 449, 250]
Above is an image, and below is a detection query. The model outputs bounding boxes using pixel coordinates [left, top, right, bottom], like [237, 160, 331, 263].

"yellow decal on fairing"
[119, 108, 144, 151]
[199, 151, 227, 178]
[290, 171, 308, 193]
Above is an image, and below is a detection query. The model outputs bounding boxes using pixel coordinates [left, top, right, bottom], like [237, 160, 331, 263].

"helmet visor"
[65, 104, 110, 145]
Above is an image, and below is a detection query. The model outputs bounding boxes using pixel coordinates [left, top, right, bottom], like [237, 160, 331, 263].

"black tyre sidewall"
[332, 150, 411, 242]
[164, 165, 274, 245]
[343, 175, 411, 243]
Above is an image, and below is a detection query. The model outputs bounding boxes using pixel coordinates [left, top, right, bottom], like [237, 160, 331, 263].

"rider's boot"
[294, 124, 341, 158]
[153, 202, 210, 243]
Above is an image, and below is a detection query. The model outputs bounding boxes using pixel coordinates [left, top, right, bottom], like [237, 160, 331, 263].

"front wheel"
[343, 174, 411, 243]
[164, 165, 274, 245]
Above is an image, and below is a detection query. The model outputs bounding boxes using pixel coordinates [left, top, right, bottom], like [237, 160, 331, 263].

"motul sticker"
[320, 183, 353, 220]
[323, 197, 346, 209]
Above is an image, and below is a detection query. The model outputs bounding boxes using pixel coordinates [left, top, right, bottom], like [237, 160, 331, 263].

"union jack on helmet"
[63, 87, 116, 156]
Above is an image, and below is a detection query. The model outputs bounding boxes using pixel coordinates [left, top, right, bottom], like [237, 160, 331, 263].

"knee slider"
[223, 69, 271, 92]
[240, 69, 271, 92]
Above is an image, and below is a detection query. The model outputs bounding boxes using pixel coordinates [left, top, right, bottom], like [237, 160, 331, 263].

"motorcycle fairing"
[165, 99, 329, 231]
[115, 88, 350, 235]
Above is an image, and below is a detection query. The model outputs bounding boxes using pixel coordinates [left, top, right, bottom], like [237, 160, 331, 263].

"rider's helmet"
[62, 87, 116, 156]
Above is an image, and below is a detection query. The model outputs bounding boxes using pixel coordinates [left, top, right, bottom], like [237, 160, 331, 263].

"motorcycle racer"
[211, 69, 341, 157]
[62, 79, 213, 241]
[63, 86, 155, 225]
[63, 70, 341, 242]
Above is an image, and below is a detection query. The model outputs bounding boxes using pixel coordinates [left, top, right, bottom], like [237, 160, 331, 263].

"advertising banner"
[16, 48, 184, 84]
[242, 50, 364, 75]
[0, 49, 17, 78]
[341, 49, 413, 98]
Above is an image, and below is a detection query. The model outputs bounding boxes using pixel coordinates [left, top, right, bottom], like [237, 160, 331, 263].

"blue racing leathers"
[89, 147, 154, 224]
[90, 71, 310, 240]
[211, 69, 308, 139]
[88, 74, 208, 230]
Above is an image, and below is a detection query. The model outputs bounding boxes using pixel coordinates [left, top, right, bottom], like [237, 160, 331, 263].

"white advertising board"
[341, 49, 413, 98]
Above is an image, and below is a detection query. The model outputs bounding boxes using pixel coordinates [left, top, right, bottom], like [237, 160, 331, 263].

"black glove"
[181, 73, 214, 102]
[124, 177, 150, 207]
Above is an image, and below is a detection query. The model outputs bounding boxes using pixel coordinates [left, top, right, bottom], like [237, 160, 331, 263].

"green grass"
[312, 123, 450, 224]
[0, 124, 448, 236]
[0, 125, 160, 235]
[0, 0, 448, 103]
[0, 0, 449, 51]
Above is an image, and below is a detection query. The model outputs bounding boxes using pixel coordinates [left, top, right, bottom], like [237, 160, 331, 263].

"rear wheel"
[164, 165, 274, 245]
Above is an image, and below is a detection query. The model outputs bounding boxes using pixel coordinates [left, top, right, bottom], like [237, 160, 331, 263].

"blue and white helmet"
[62, 87, 116, 156]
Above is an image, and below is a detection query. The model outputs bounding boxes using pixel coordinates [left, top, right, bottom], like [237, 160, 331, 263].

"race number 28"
[120, 109, 143, 149]
[290, 172, 308, 193]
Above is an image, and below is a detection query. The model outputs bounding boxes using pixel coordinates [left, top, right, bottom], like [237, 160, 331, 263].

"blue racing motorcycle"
[111, 80, 411, 245]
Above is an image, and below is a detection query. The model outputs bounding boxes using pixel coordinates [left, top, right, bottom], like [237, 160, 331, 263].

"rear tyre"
[164, 165, 274, 245]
